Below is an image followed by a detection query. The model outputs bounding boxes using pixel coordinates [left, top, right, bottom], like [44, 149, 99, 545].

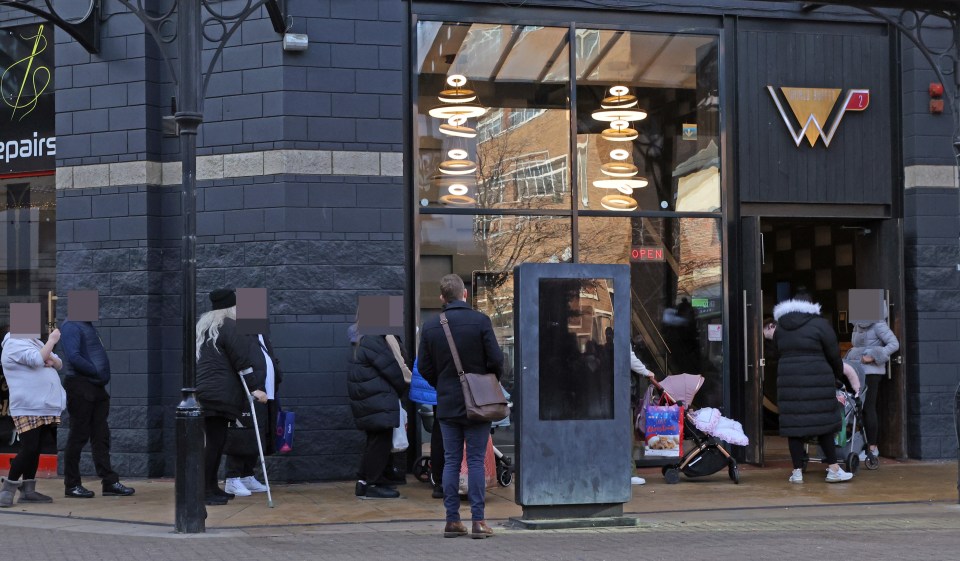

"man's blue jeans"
[439, 419, 491, 522]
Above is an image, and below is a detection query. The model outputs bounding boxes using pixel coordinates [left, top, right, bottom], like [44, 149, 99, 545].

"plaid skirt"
[12, 415, 60, 434]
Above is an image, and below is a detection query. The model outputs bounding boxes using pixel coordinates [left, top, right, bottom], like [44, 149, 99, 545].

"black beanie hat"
[209, 288, 236, 310]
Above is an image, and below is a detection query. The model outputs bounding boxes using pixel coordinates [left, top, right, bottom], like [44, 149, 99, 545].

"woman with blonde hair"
[195, 288, 263, 505]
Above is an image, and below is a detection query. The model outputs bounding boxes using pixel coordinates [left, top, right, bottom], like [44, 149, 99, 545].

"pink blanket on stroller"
[690, 407, 750, 447]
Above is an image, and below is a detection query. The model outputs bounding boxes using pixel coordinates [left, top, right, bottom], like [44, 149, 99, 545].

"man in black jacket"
[418, 274, 503, 539]
[60, 318, 135, 498]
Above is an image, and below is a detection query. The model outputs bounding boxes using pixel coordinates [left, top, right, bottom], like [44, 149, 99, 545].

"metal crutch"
[237, 373, 274, 508]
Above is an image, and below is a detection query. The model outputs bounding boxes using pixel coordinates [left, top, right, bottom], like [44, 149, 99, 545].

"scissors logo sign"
[2, 24, 52, 122]
[767, 86, 870, 148]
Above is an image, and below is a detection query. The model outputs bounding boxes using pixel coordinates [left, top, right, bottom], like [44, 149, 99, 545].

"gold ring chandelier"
[429, 74, 486, 206]
[591, 85, 647, 209]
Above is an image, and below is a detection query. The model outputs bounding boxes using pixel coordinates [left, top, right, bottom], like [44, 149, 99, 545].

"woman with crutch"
[196, 288, 264, 506]
[223, 328, 282, 498]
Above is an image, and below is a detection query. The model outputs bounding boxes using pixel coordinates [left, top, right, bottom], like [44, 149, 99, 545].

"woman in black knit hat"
[195, 288, 264, 505]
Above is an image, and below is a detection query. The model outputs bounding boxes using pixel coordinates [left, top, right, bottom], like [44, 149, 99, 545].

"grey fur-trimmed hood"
[773, 299, 822, 322]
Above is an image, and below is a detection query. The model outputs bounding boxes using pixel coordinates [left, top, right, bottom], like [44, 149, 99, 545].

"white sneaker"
[788, 469, 803, 484]
[631, 476, 646, 485]
[224, 477, 252, 496]
[825, 467, 853, 483]
[241, 476, 268, 493]
[858, 450, 867, 462]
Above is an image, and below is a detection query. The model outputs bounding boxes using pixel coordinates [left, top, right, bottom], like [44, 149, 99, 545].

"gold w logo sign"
[767, 86, 870, 147]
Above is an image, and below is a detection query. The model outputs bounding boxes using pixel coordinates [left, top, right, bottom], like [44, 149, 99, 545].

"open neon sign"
[630, 247, 665, 262]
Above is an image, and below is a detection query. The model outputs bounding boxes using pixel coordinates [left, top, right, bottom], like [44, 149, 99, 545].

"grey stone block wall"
[900, 36, 960, 459]
[39, 0, 407, 482]
[904, 188, 960, 459]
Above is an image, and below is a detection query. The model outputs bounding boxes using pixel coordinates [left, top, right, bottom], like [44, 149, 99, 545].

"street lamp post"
[172, 0, 205, 534]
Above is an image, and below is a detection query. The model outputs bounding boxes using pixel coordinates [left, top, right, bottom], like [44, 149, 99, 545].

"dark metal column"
[174, 0, 205, 534]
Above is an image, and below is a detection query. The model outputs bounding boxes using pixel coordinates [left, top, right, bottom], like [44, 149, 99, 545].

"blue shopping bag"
[275, 408, 295, 454]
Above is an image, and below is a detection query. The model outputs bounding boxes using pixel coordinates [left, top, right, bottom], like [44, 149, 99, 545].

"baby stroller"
[412, 404, 513, 487]
[647, 374, 745, 484]
[801, 359, 877, 473]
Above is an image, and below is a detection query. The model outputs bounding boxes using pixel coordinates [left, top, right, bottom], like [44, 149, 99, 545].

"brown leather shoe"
[443, 521, 468, 538]
[471, 520, 494, 539]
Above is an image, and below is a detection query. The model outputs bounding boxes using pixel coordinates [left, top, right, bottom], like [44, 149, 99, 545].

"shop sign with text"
[1, 24, 56, 174]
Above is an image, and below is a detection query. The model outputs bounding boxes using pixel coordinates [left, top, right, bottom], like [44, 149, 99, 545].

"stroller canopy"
[660, 374, 705, 406]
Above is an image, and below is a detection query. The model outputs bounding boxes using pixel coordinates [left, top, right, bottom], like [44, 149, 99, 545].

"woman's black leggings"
[863, 375, 882, 447]
[788, 434, 837, 470]
[8, 424, 57, 481]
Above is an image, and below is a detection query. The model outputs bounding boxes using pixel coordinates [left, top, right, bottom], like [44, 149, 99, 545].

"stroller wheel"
[497, 466, 513, 487]
[414, 456, 432, 483]
[865, 451, 880, 470]
[846, 453, 860, 474]
[661, 465, 670, 476]
[728, 463, 740, 484]
[664, 468, 681, 484]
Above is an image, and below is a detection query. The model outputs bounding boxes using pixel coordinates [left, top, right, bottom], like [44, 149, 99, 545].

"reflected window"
[579, 216, 724, 410]
[576, 31, 719, 213]
[417, 22, 571, 210]
[0, 174, 56, 331]
[418, 214, 572, 390]
[539, 278, 615, 421]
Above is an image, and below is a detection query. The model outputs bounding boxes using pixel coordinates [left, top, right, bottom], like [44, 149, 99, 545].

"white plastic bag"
[391, 400, 408, 452]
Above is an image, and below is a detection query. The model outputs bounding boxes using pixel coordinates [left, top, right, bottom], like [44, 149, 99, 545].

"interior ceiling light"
[609, 149, 630, 160]
[600, 162, 639, 177]
[600, 86, 639, 109]
[438, 74, 477, 104]
[448, 183, 469, 196]
[440, 115, 477, 138]
[592, 86, 646, 122]
[601, 123, 639, 142]
[429, 104, 487, 119]
[439, 194, 476, 206]
[430, 74, 486, 119]
[600, 193, 638, 211]
[447, 149, 468, 160]
[593, 178, 649, 190]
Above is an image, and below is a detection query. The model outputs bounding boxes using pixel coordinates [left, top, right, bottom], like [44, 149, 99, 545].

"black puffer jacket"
[196, 317, 259, 420]
[347, 334, 407, 431]
[773, 299, 843, 438]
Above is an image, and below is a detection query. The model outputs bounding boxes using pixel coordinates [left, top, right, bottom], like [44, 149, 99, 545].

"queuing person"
[347, 323, 409, 499]
[60, 317, 136, 498]
[223, 329, 282, 497]
[418, 274, 504, 539]
[773, 293, 853, 484]
[196, 288, 263, 506]
[629, 346, 653, 485]
[0, 327, 65, 507]
[410, 357, 444, 498]
[848, 317, 899, 464]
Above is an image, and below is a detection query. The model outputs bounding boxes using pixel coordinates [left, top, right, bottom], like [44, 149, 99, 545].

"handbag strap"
[438, 312, 465, 377]
[385, 334, 412, 383]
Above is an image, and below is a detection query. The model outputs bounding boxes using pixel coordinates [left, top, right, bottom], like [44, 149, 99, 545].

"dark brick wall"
[45, 1, 407, 480]
[904, 188, 960, 459]
[54, 184, 170, 476]
[900, 34, 960, 459]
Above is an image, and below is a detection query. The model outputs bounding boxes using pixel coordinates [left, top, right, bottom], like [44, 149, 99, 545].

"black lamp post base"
[174, 391, 206, 533]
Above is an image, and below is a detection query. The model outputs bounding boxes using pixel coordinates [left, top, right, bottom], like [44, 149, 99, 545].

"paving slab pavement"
[0, 456, 954, 537]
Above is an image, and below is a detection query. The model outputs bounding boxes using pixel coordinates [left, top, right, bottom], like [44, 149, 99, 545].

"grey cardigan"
[1, 333, 67, 417]
[848, 321, 900, 376]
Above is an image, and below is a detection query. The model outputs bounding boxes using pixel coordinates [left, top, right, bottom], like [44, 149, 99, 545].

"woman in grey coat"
[847, 319, 899, 463]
